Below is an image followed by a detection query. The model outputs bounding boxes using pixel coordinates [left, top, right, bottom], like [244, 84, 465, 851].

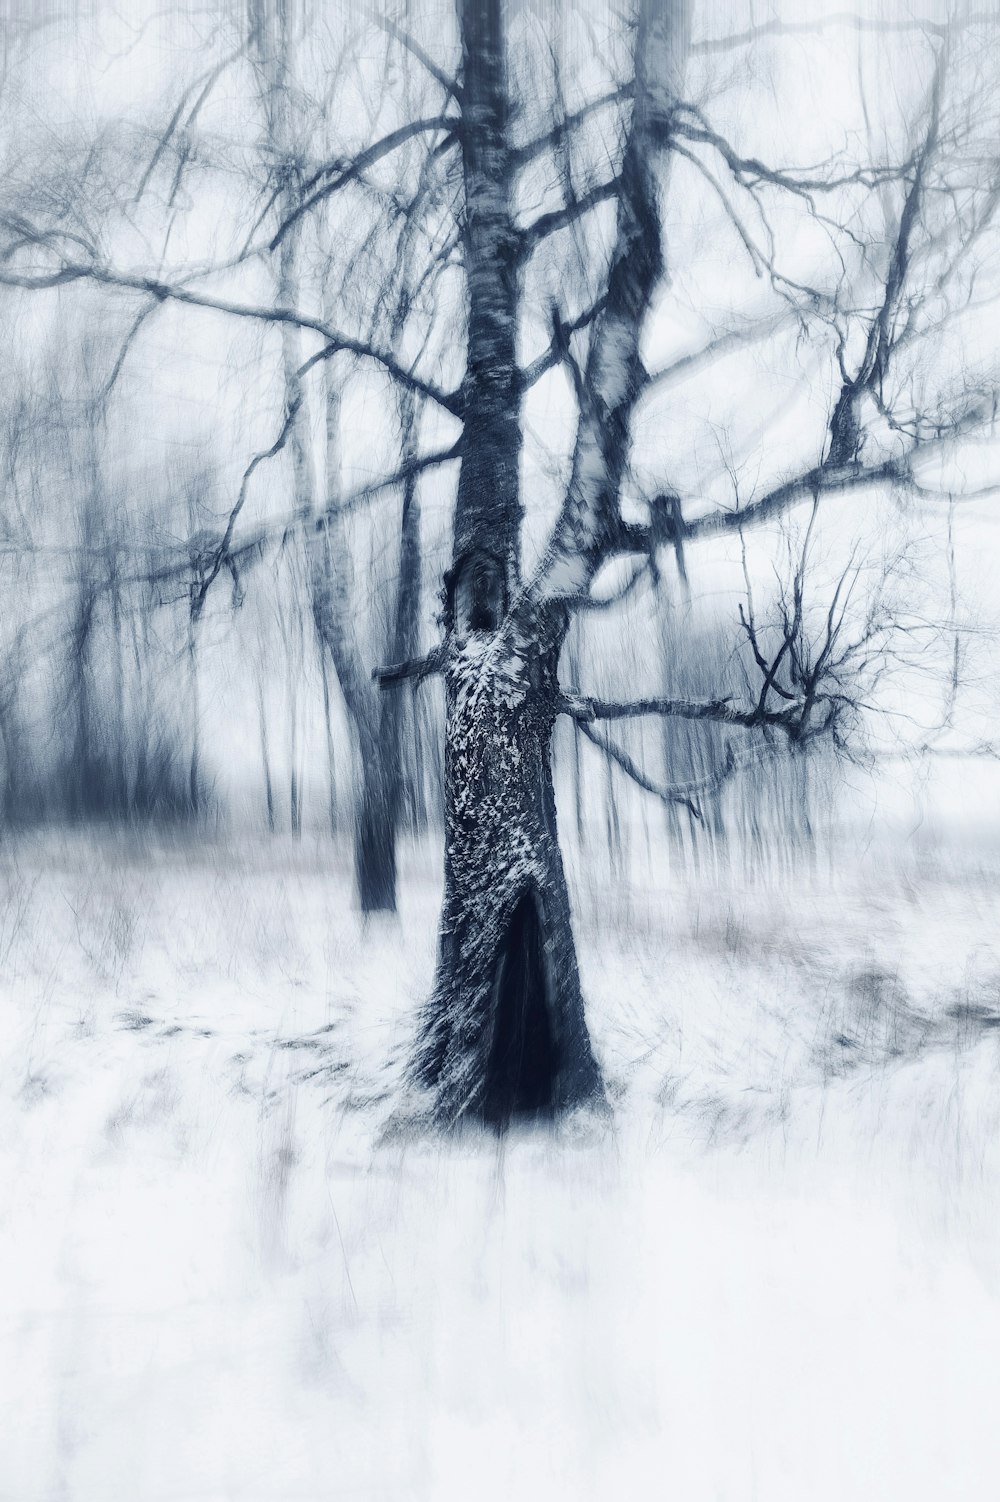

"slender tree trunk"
[257, 675, 275, 833]
[354, 715, 397, 912]
[110, 565, 127, 816]
[352, 386, 423, 908]
[318, 648, 337, 836]
[130, 590, 150, 815]
[352, 497, 421, 907]
[187, 605, 200, 814]
[381, 387, 422, 838]
[256, 1, 439, 905]
[311, 372, 403, 913]
[71, 582, 95, 819]
[288, 680, 301, 837]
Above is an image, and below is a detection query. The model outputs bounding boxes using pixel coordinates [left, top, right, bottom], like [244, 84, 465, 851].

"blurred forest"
[6, 5, 1000, 1490]
[0, 0, 997, 896]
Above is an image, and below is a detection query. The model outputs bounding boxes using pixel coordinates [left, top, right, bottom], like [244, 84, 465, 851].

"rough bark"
[414, 605, 602, 1125]
[452, 0, 521, 578]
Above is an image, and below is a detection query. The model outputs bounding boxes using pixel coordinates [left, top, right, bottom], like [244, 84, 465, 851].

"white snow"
[4, 830, 1000, 1500]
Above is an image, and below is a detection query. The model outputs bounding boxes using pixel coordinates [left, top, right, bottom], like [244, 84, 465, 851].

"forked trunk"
[414, 607, 603, 1126]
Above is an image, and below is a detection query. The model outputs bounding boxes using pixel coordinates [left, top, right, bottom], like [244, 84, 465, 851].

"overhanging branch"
[673, 111, 915, 201]
[518, 297, 606, 393]
[0, 252, 464, 416]
[373, 646, 445, 689]
[692, 11, 994, 53]
[375, 14, 462, 105]
[191, 396, 302, 620]
[562, 692, 799, 730]
[517, 175, 622, 263]
[511, 87, 631, 169]
[666, 460, 901, 545]
[577, 721, 758, 820]
[270, 115, 461, 251]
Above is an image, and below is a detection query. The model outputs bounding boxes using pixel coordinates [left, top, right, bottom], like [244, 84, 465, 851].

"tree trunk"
[453, 0, 521, 573]
[354, 715, 398, 914]
[257, 674, 275, 833]
[288, 678, 301, 837]
[384, 386, 422, 837]
[408, 0, 607, 1125]
[318, 647, 338, 835]
[70, 583, 95, 819]
[311, 372, 403, 914]
[352, 385, 422, 908]
[414, 607, 603, 1126]
[110, 566, 127, 816]
[187, 605, 200, 815]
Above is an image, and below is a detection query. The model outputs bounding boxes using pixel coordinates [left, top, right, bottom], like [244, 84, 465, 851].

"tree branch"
[373, 646, 445, 689]
[511, 87, 631, 169]
[691, 11, 994, 54]
[335, 439, 462, 516]
[827, 50, 946, 466]
[641, 311, 794, 395]
[191, 397, 302, 620]
[562, 692, 798, 729]
[518, 297, 606, 393]
[102, 440, 462, 602]
[375, 14, 462, 105]
[677, 460, 901, 544]
[673, 110, 915, 201]
[517, 175, 622, 263]
[577, 721, 759, 820]
[269, 115, 461, 251]
[0, 252, 464, 416]
[530, 0, 692, 604]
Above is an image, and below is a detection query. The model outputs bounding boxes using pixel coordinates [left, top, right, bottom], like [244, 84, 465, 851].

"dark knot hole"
[482, 885, 556, 1128]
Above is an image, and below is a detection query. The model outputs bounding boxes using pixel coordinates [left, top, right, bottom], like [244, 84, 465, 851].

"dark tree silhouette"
[0, 0, 998, 1124]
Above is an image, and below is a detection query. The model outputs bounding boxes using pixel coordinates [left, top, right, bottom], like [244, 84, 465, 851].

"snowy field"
[4, 830, 1000, 1500]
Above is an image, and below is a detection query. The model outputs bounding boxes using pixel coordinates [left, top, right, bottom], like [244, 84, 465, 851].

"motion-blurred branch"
[270, 115, 462, 251]
[562, 693, 803, 731]
[0, 244, 463, 416]
[692, 11, 996, 54]
[373, 647, 445, 689]
[576, 721, 761, 821]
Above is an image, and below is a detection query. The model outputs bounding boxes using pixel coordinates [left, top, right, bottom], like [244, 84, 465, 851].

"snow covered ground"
[4, 830, 1000, 1500]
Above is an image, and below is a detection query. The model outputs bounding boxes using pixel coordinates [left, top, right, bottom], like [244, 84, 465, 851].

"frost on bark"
[414, 585, 603, 1125]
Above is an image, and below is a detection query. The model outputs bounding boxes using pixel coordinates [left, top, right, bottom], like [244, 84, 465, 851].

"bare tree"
[0, 2, 998, 1125]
